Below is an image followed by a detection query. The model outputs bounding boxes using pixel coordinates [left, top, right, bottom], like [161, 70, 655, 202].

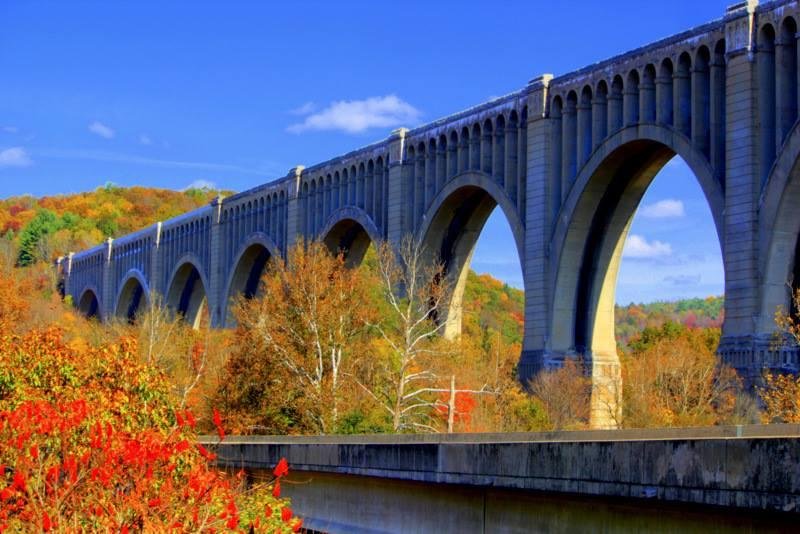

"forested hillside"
[0, 184, 225, 266]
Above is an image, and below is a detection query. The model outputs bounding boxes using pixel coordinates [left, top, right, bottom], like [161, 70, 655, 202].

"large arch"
[165, 255, 209, 330]
[321, 207, 381, 267]
[114, 270, 150, 323]
[549, 125, 725, 427]
[222, 233, 280, 326]
[77, 286, 101, 320]
[416, 172, 525, 339]
[758, 120, 800, 334]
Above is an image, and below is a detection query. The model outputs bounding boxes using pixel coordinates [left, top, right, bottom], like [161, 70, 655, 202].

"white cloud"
[638, 199, 685, 218]
[623, 234, 672, 259]
[139, 134, 152, 145]
[3, 126, 19, 134]
[288, 95, 421, 134]
[183, 179, 217, 191]
[88, 121, 115, 139]
[0, 147, 32, 168]
[289, 102, 316, 115]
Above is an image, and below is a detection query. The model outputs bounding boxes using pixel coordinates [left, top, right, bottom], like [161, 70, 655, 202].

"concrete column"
[493, 126, 505, 185]
[505, 122, 519, 200]
[426, 145, 437, 209]
[102, 237, 114, 319]
[436, 143, 447, 192]
[710, 56, 726, 177]
[576, 98, 592, 168]
[639, 76, 656, 123]
[607, 90, 623, 133]
[482, 129, 493, 174]
[386, 128, 409, 246]
[519, 74, 553, 383]
[284, 166, 305, 249]
[623, 87, 639, 127]
[207, 197, 224, 327]
[655, 75, 673, 125]
[718, 16, 762, 382]
[150, 222, 163, 299]
[673, 67, 692, 136]
[591, 95, 608, 149]
[446, 143, 457, 183]
[561, 98, 577, 183]
[692, 65, 711, 156]
[775, 36, 797, 146]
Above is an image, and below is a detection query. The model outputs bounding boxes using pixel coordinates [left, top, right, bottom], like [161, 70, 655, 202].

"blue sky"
[0, 0, 729, 302]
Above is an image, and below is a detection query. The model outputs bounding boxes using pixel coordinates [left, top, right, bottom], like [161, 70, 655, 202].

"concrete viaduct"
[61, 0, 800, 426]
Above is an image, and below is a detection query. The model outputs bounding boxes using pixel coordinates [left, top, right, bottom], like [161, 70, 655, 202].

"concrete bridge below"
[208, 426, 800, 533]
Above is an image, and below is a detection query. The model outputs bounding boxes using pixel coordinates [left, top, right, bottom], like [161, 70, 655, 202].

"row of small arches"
[112, 238, 152, 293]
[551, 39, 727, 212]
[300, 157, 388, 238]
[221, 191, 288, 262]
[757, 15, 800, 185]
[405, 107, 529, 228]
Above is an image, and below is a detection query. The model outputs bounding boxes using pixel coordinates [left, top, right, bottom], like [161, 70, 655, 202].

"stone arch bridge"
[61, 0, 800, 426]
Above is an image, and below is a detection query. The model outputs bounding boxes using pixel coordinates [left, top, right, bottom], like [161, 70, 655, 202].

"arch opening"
[419, 182, 524, 340]
[166, 262, 208, 329]
[552, 134, 725, 427]
[225, 243, 272, 325]
[115, 276, 147, 323]
[323, 218, 373, 267]
[78, 289, 100, 319]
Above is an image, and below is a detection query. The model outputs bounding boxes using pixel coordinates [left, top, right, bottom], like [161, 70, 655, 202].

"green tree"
[16, 209, 61, 266]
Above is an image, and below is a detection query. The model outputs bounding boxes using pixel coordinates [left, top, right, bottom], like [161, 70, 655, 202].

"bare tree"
[354, 235, 455, 433]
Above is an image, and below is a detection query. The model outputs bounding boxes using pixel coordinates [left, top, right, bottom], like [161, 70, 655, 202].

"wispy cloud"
[623, 234, 672, 259]
[139, 134, 152, 145]
[88, 121, 115, 139]
[289, 102, 316, 115]
[3, 126, 19, 134]
[288, 95, 421, 134]
[0, 147, 32, 168]
[183, 179, 217, 191]
[663, 274, 701, 286]
[34, 148, 273, 176]
[638, 199, 685, 219]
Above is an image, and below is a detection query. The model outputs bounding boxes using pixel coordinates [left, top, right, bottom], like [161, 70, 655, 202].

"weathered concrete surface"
[205, 425, 800, 532]
[259, 470, 795, 533]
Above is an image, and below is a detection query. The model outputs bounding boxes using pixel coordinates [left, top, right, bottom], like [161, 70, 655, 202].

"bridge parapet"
[207, 426, 800, 532]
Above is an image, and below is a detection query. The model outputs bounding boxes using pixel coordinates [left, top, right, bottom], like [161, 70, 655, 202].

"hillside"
[0, 183, 225, 266]
[615, 296, 724, 350]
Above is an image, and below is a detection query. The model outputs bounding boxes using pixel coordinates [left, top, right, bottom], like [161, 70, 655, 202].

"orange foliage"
[0, 275, 300, 531]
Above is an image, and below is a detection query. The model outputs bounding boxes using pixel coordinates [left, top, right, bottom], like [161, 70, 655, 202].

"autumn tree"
[0, 325, 301, 532]
[528, 359, 591, 431]
[760, 287, 800, 422]
[620, 323, 741, 428]
[220, 240, 373, 434]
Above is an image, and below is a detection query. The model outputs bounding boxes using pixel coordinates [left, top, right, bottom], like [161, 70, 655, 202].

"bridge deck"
[206, 424, 800, 531]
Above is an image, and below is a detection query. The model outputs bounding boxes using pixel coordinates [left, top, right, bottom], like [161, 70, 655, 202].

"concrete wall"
[208, 426, 800, 532]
